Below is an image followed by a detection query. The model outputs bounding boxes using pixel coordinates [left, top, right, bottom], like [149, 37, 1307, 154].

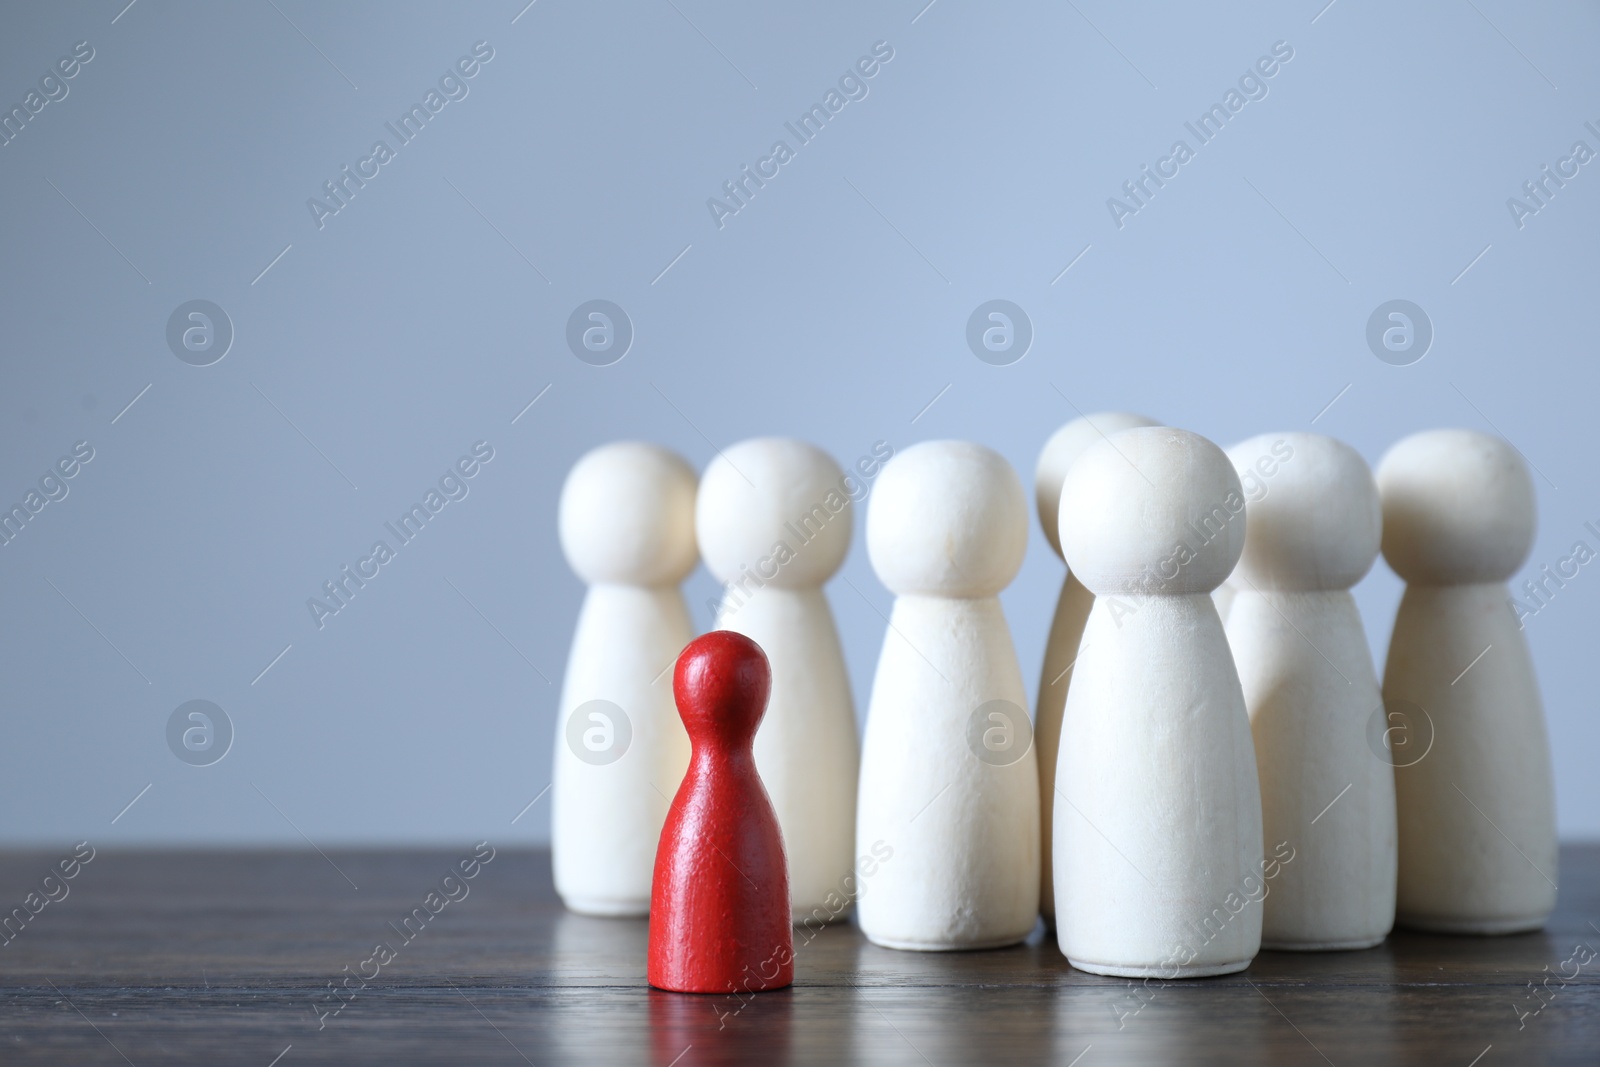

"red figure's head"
[672, 631, 771, 750]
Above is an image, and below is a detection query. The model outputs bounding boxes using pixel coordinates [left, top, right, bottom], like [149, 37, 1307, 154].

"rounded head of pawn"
[559, 442, 698, 585]
[867, 440, 1027, 597]
[674, 630, 771, 748]
[1060, 427, 1244, 596]
[696, 438, 851, 589]
[1035, 412, 1158, 560]
[1227, 433, 1380, 592]
[1376, 429, 1535, 584]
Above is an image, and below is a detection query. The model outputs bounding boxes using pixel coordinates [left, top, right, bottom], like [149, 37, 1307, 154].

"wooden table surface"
[2, 845, 1595, 1065]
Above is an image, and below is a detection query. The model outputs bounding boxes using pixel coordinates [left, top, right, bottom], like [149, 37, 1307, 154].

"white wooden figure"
[1378, 429, 1557, 933]
[697, 437, 861, 922]
[552, 442, 696, 916]
[1225, 432, 1397, 949]
[1054, 427, 1263, 977]
[856, 440, 1039, 950]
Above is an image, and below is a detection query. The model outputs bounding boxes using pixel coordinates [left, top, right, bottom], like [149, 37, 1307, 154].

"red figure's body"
[648, 631, 793, 994]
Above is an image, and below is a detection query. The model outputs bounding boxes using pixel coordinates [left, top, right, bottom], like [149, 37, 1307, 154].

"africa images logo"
[306, 42, 495, 230]
[706, 41, 895, 230]
[1106, 40, 1295, 229]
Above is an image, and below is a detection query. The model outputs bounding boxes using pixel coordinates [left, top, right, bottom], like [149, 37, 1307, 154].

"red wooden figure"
[648, 631, 793, 994]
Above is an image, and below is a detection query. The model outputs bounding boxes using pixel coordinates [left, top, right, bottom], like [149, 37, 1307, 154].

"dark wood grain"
[1, 845, 1595, 1065]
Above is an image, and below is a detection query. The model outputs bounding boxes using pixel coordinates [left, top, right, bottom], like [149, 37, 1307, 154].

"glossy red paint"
[648, 630, 793, 994]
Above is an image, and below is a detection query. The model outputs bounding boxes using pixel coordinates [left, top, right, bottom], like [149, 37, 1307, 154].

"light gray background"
[1, 1, 1595, 847]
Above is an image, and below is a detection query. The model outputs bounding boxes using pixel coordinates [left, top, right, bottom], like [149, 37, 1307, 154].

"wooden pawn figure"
[1378, 429, 1557, 932]
[649, 631, 792, 993]
[1225, 433, 1397, 949]
[1033, 411, 1156, 927]
[696, 438, 860, 922]
[1055, 427, 1263, 977]
[553, 443, 695, 916]
[856, 441, 1039, 950]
